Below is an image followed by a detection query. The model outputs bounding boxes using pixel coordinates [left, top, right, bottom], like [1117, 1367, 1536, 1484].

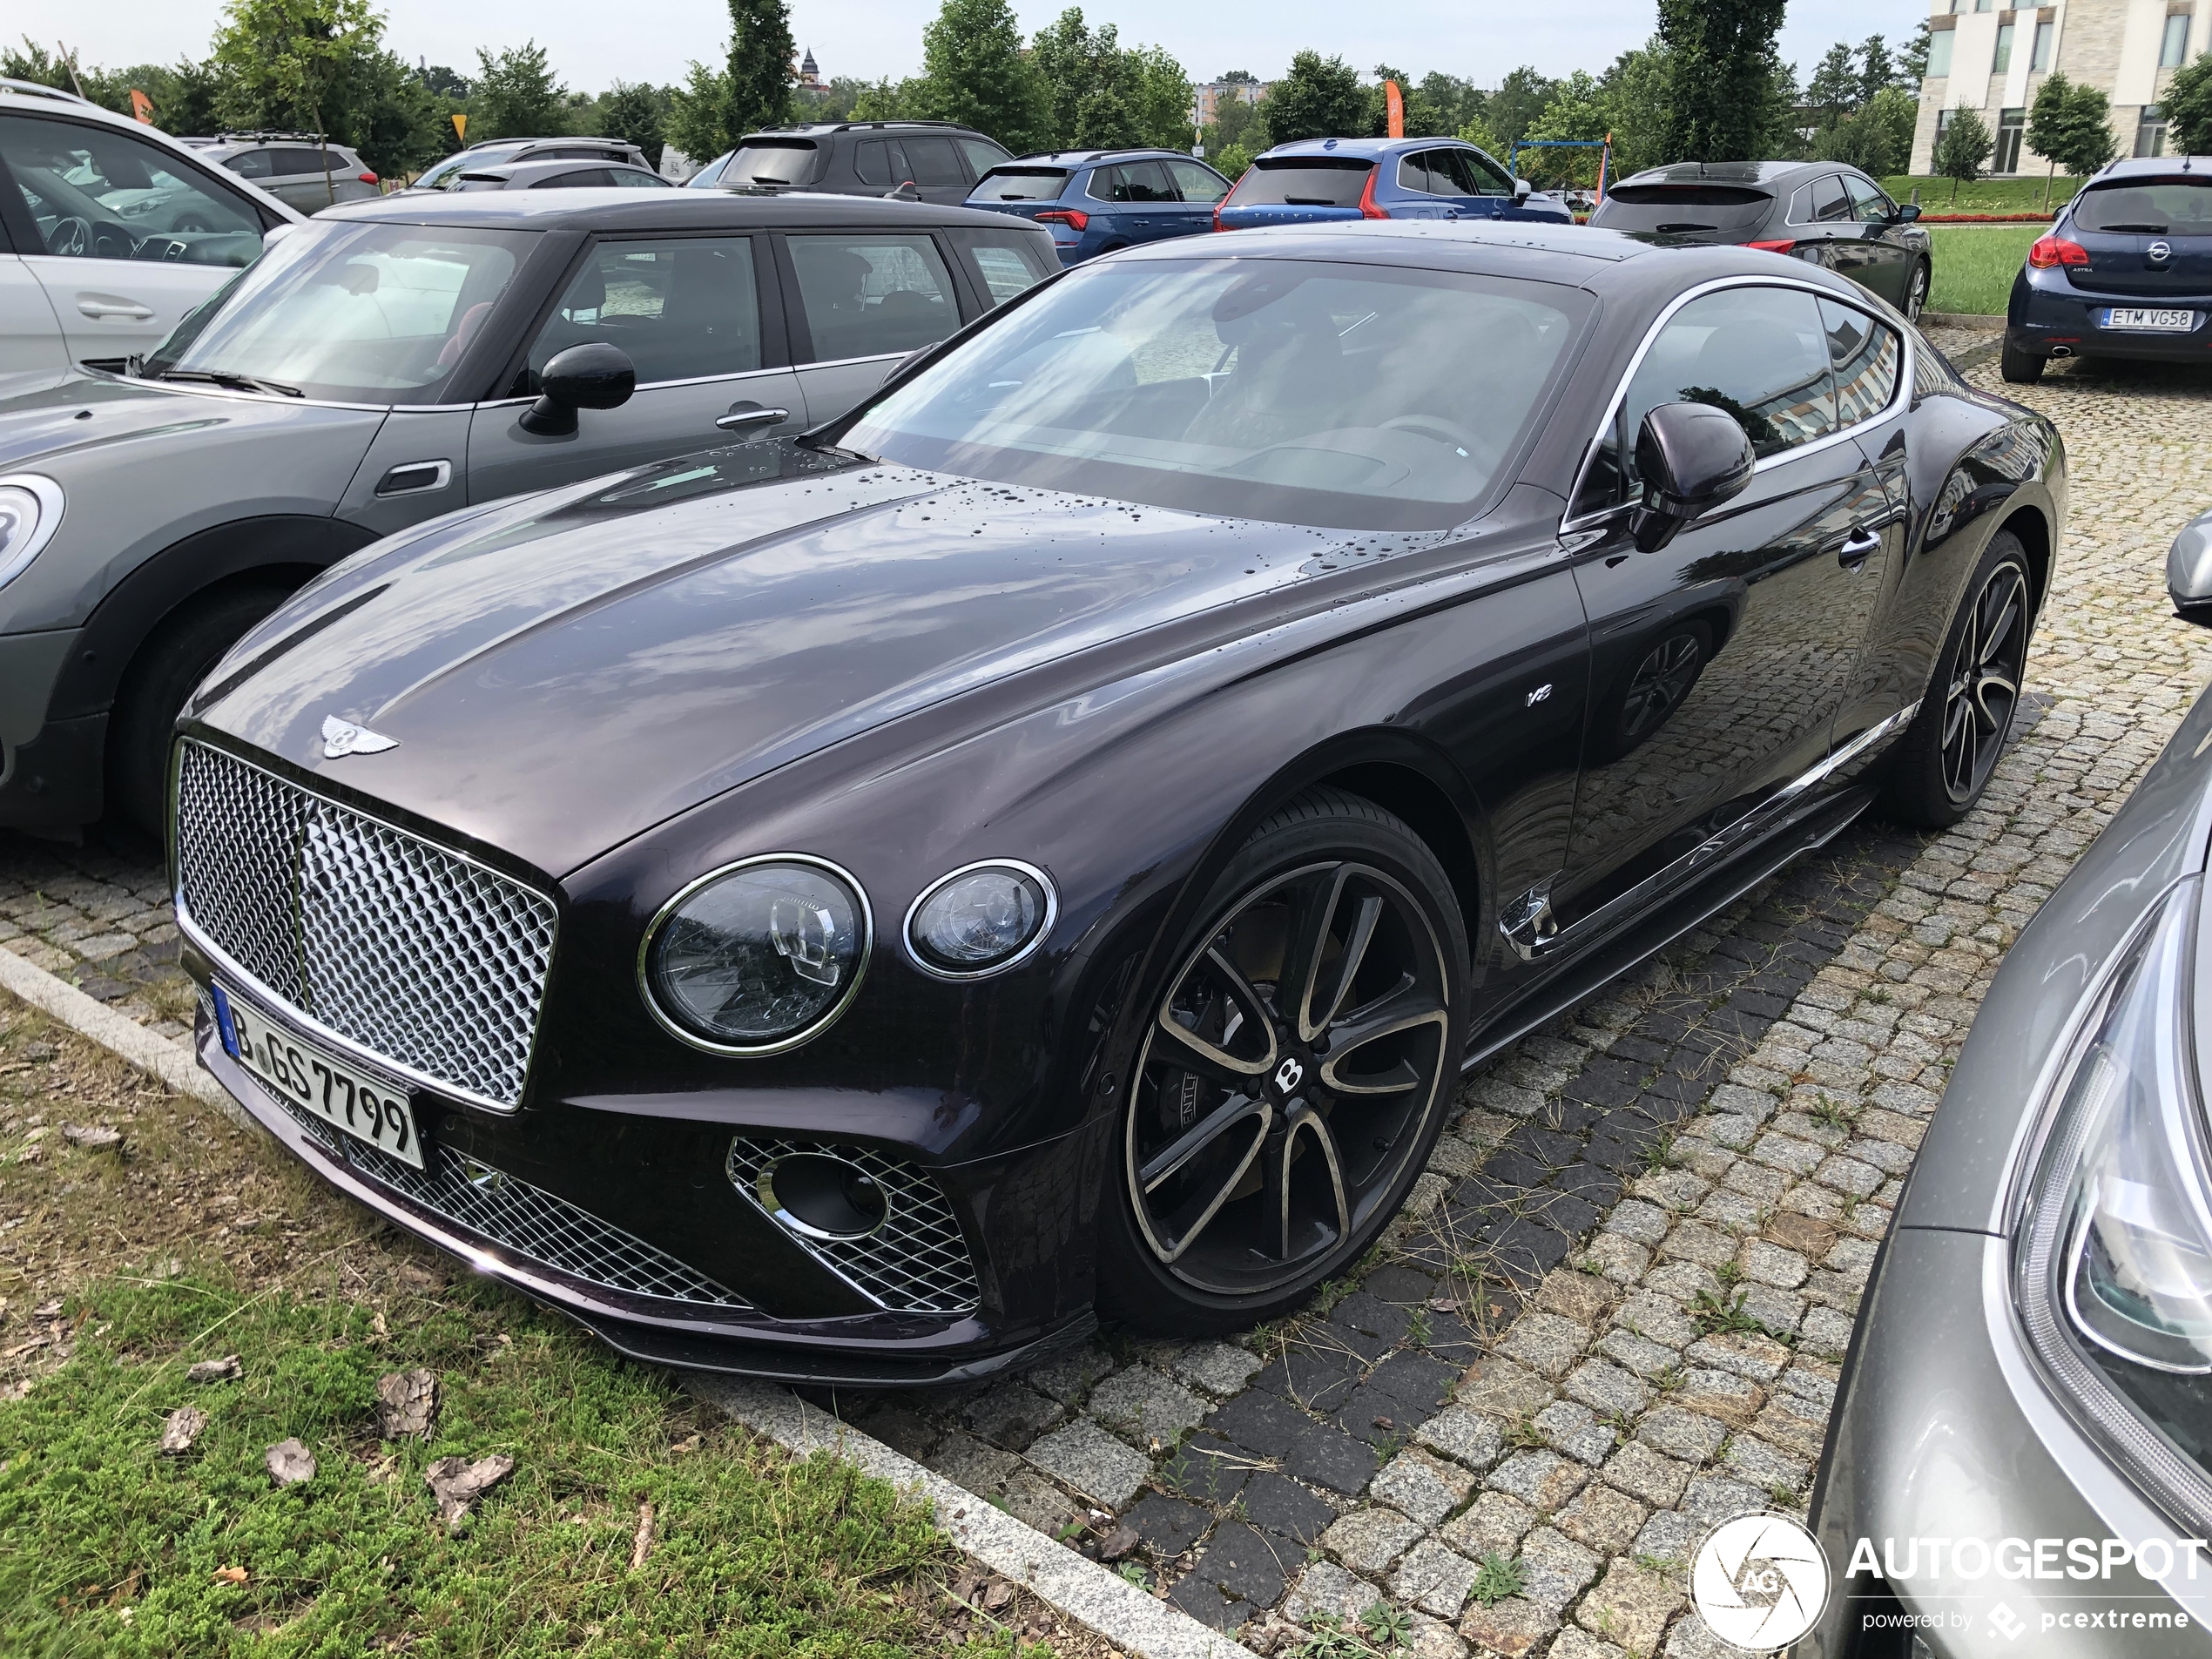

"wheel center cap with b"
[1269, 1049, 1314, 1101]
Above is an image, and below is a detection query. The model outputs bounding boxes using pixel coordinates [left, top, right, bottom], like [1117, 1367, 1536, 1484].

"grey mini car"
[0, 187, 1054, 834]
[1805, 535, 2212, 1655]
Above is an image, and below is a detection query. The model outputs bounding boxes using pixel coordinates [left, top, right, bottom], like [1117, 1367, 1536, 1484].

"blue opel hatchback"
[1214, 137, 1572, 231]
[965, 149, 1233, 264]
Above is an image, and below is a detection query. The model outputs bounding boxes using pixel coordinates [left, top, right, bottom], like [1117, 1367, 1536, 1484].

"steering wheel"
[1381, 413, 1500, 469]
[47, 216, 91, 257]
[90, 223, 138, 260]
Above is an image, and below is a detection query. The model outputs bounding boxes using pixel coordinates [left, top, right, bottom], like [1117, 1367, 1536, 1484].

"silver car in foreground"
[1806, 535, 2212, 1656]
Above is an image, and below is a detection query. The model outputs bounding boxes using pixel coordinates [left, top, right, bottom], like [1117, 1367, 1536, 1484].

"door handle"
[77, 297, 154, 321]
[715, 406, 790, 432]
[1838, 527, 1881, 568]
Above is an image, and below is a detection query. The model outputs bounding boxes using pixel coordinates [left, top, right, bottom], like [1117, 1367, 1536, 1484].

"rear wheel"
[106, 582, 294, 838]
[2000, 341, 2046, 383]
[1903, 260, 1929, 322]
[1877, 532, 2033, 828]
[1097, 789, 1467, 1334]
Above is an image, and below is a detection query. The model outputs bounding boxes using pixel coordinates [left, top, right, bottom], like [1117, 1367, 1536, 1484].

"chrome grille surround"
[174, 739, 557, 1112]
[727, 1136, 981, 1315]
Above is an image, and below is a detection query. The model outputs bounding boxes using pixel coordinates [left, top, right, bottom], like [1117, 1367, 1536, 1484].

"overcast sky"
[12, 0, 1927, 100]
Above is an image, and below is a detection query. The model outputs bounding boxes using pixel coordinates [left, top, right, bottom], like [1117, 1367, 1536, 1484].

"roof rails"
[0, 76, 101, 111]
[465, 134, 638, 150]
[215, 130, 328, 143]
[750, 119, 973, 136]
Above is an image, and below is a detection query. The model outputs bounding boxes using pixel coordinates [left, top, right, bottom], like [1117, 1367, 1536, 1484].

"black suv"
[686, 121, 1014, 206]
[1591, 159, 1932, 319]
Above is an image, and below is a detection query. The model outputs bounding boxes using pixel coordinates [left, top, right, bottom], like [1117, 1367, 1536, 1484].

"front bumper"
[188, 977, 1099, 1386]
[2008, 271, 2212, 362]
[1806, 1226, 2212, 1656]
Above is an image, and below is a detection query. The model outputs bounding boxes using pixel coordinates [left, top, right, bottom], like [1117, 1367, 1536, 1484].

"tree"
[664, 61, 733, 161]
[1031, 10, 1125, 150]
[212, 0, 377, 154]
[724, 0, 795, 138]
[1932, 105, 1993, 200]
[472, 41, 569, 139]
[1599, 40, 1674, 177]
[2028, 71, 2117, 182]
[1485, 66, 1556, 148]
[914, 0, 1049, 152]
[1263, 51, 1366, 144]
[1816, 85, 1917, 177]
[1805, 43, 1859, 133]
[595, 81, 668, 155]
[1901, 22, 1932, 82]
[1858, 35, 1903, 103]
[848, 77, 919, 122]
[1658, 0, 1790, 161]
[2165, 51, 2212, 156]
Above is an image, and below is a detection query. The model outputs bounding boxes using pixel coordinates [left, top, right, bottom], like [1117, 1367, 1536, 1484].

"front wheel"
[1096, 788, 1468, 1335]
[2000, 341, 2046, 383]
[1877, 532, 2033, 828]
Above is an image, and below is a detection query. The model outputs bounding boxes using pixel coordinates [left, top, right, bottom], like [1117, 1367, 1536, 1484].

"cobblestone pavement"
[4, 329, 2211, 1657]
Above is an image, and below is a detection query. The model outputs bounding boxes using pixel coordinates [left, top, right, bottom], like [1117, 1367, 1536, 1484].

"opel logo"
[1274, 1056, 1305, 1094]
[2149, 239, 2174, 265]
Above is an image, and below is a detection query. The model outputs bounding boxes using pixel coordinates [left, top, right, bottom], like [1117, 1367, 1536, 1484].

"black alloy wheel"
[1878, 532, 2034, 827]
[1103, 790, 1467, 1330]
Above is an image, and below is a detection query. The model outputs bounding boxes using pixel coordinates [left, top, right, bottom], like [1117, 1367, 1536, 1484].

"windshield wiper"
[155, 368, 304, 398]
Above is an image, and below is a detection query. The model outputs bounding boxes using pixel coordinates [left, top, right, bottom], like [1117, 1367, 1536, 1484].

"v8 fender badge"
[322, 715, 399, 759]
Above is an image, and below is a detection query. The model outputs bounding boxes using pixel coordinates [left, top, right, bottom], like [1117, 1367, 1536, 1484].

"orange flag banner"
[128, 89, 153, 124]
[1384, 80, 1404, 139]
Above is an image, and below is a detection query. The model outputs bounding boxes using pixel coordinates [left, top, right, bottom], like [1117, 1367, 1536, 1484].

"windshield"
[142, 219, 534, 402]
[1225, 158, 1374, 209]
[1590, 184, 1773, 235]
[723, 141, 818, 186]
[842, 257, 1588, 530]
[974, 167, 1070, 201]
[2074, 179, 2212, 233]
[415, 146, 526, 189]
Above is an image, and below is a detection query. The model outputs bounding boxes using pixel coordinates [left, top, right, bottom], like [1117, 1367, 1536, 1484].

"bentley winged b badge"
[322, 715, 399, 759]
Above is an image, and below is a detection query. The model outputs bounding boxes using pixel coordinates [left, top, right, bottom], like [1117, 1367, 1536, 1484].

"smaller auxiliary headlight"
[906, 860, 1055, 979]
[0, 475, 64, 590]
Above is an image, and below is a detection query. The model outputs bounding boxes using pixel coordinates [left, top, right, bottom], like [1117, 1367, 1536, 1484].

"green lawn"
[1881, 173, 2080, 215]
[1925, 225, 2042, 317]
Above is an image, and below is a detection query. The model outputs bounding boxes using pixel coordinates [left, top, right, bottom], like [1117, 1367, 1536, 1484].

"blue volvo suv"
[965, 148, 1232, 263]
[1213, 137, 1572, 231]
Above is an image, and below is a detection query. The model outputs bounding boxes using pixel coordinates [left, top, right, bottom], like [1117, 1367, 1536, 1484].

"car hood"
[0, 371, 338, 473]
[193, 441, 1452, 877]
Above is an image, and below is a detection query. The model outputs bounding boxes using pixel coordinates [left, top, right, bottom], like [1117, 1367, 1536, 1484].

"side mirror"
[1892, 202, 1922, 223]
[2168, 509, 2212, 624]
[519, 342, 635, 436]
[1630, 401, 1756, 553]
[1513, 178, 1533, 203]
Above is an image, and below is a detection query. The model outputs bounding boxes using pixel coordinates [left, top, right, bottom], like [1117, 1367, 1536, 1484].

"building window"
[2033, 19, 2054, 69]
[1996, 107, 2027, 170]
[2162, 12, 2191, 66]
[1994, 22, 2016, 71]
[1975, 0, 1993, 13]
[1929, 30, 1957, 75]
[2138, 104, 2171, 155]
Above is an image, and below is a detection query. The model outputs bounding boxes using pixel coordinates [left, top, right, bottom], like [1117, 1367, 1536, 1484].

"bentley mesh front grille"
[175, 740, 556, 1110]
[727, 1136, 981, 1315]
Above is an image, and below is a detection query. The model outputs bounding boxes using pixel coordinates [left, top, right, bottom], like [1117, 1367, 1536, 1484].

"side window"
[853, 140, 900, 187]
[788, 233, 960, 360]
[527, 237, 761, 388]
[1397, 153, 1438, 194]
[612, 169, 668, 189]
[1812, 175, 1851, 222]
[1845, 176, 1895, 223]
[537, 169, 614, 188]
[0, 116, 263, 265]
[900, 138, 967, 188]
[271, 148, 335, 177]
[1119, 160, 1176, 201]
[948, 228, 1056, 305]
[1821, 298, 1901, 425]
[1460, 148, 1514, 196]
[223, 149, 275, 179]
[1166, 158, 1229, 204]
[1573, 286, 1838, 516]
[959, 138, 1011, 179]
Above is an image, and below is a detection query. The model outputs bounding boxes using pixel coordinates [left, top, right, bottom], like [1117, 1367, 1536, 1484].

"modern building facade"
[1912, 0, 2211, 173]
[1193, 79, 1271, 127]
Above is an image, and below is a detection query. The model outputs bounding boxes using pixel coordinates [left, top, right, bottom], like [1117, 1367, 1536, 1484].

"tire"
[1096, 787, 1469, 1335]
[105, 582, 294, 838]
[1904, 260, 1929, 323]
[1876, 531, 2033, 829]
[2000, 341, 2046, 383]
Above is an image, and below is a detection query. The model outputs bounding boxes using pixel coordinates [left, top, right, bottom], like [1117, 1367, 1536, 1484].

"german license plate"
[211, 985, 424, 1169]
[2099, 307, 2197, 332]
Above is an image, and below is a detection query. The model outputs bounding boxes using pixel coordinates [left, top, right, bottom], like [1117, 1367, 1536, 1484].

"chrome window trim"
[902, 859, 1060, 981]
[1558, 273, 1912, 533]
[637, 853, 874, 1057]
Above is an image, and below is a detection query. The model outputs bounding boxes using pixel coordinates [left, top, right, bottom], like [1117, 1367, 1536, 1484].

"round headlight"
[642, 856, 871, 1054]
[906, 860, 1055, 979]
[0, 475, 64, 590]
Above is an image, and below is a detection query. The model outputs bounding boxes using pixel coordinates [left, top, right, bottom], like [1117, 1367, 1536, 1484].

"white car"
[0, 78, 302, 388]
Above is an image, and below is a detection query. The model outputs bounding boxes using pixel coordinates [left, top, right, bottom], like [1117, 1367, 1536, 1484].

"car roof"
[2087, 155, 2212, 181]
[740, 120, 985, 138]
[324, 189, 1033, 232]
[996, 149, 1200, 168]
[462, 158, 662, 185]
[1613, 160, 1821, 188]
[1257, 137, 1477, 161]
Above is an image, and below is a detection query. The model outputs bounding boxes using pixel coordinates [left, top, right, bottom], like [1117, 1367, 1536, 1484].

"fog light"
[756, 1151, 889, 1240]
[906, 860, 1055, 979]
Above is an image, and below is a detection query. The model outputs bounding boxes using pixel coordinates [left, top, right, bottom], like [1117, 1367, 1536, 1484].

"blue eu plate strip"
[210, 983, 239, 1059]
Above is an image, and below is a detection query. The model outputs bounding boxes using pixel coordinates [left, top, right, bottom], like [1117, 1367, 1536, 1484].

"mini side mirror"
[1892, 202, 1922, 223]
[1630, 401, 1756, 553]
[2168, 509, 2212, 624]
[1513, 177, 1533, 203]
[519, 342, 636, 437]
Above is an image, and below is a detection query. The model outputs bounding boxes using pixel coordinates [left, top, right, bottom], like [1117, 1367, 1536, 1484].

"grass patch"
[1881, 173, 2080, 214]
[0, 1004, 1077, 1657]
[1926, 226, 2042, 317]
